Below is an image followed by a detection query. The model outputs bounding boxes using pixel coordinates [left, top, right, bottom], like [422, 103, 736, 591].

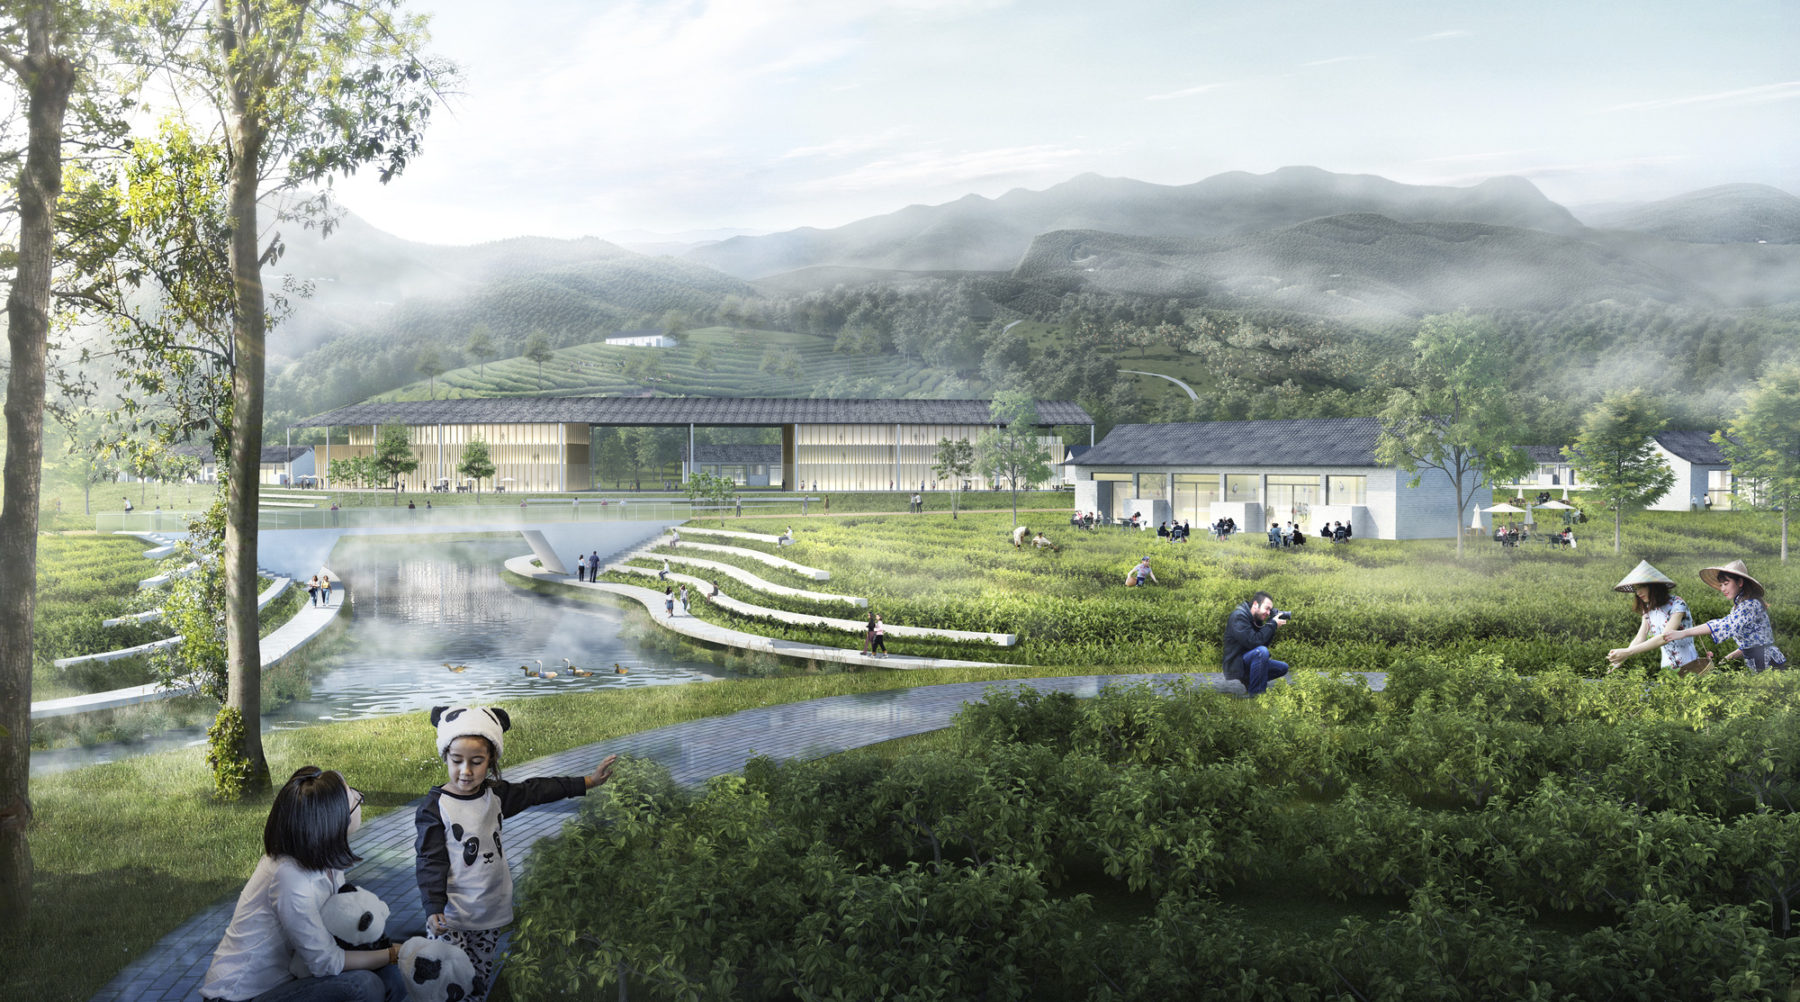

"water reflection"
[32, 538, 728, 774]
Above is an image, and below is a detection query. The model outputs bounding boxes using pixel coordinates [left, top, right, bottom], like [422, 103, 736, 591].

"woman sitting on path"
[201, 767, 406, 1002]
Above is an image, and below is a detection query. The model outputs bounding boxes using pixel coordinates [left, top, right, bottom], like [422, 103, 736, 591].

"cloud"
[1414, 149, 1545, 165]
[780, 128, 912, 160]
[1144, 81, 1232, 102]
[1421, 155, 1692, 187]
[1410, 30, 1470, 42]
[1599, 80, 1800, 114]
[812, 144, 1087, 191]
[1302, 54, 1371, 67]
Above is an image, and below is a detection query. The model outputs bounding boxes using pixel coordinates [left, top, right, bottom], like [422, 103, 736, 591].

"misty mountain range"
[263, 166, 1800, 417]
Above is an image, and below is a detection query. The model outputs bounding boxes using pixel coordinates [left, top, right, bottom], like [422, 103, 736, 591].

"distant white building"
[605, 329, 678, 348]
[1649, 430, 1732, 511]
[1063, 417, 1491, 540]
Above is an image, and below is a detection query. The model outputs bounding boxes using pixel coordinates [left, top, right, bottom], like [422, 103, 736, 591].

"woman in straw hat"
[1660, 559, 1788, 672]
[1605, 560, 1705, 673]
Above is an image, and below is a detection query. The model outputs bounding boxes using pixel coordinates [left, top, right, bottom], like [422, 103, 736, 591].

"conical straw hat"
[1699, 559, 1765, 601]
[1613, 560, 1676, 593]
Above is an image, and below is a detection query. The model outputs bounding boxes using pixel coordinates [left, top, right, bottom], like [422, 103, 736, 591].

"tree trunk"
[221, 41, 270, 794]
[0, 5, 75, 923]
[1614, 505, 1623, 555]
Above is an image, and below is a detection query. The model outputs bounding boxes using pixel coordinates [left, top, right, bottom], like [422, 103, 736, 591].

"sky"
[330, 0, 1800, 246]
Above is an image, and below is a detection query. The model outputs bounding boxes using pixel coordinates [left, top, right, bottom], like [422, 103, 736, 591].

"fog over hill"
[1575, 184, 1800, 245]
[684, 167, 1589, 279]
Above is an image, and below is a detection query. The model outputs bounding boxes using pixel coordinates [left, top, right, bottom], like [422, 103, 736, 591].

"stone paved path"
[89, 671, 1399, 1002]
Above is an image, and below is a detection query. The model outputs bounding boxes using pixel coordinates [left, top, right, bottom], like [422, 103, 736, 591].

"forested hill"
[683, 166, 1586, 279]
[1575, 184, 1800, 245]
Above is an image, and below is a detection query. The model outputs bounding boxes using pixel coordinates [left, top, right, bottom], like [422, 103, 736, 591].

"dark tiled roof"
[1524, 445, 1568, 464]
[1072, 417, 1387, 468]
[295, 397, 1092, 428]
[167, 444, 311, 464]
[681, 444, 783, 463]
[1656, 430, 1727, 465]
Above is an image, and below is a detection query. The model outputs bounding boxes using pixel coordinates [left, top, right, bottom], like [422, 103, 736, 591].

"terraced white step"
[624, 552, 863, 607]
[654, 537, 829, 581]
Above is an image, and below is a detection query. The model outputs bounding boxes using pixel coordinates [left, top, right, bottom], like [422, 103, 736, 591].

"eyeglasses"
[347, 788, 364, 814]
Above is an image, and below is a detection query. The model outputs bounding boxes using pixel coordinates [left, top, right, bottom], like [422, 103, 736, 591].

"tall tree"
[416, 344, 444, 399]
[524, 330, 554, 389]
[1565, 390, 1674, 554]
[1376, 313, 1533, 556]
[174, 0, 451, 792]
[1717, 364, 1800, 563]
[931, 438, 974, 520]
[975, 391, 1053, 527]
[465, 323, 493, 378]
[0, 0, 79, 923]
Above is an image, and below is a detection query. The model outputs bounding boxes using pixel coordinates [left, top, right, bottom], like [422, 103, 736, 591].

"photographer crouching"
[1223, 591, 1291, 696]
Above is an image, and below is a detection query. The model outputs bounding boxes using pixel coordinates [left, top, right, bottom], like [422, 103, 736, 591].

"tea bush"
[507, 665, 1800, 1000]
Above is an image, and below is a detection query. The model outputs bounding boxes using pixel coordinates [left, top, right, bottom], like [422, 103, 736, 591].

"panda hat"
[431, 705, 511, 761]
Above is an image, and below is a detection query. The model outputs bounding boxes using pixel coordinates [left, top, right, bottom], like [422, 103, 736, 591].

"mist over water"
[32, 538, 728, 775]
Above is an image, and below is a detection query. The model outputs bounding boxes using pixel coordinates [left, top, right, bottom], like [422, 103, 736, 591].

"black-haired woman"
[201, 767, 404, 1002]
[1605, 561, 1704, 673]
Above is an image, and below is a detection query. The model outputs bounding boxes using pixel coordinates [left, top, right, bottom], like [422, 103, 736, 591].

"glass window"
[1327, 476, 1367, 506]
[1224, 474, 1260, 503]
[1136, 474, 1169, 501]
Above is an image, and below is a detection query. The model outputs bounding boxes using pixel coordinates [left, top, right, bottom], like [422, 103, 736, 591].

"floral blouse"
[1647, 596, 1699, 669]
[1705, 596, 1786, 664]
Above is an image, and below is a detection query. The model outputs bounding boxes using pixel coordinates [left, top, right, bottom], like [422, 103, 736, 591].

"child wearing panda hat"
[414, 706, 617, 1002]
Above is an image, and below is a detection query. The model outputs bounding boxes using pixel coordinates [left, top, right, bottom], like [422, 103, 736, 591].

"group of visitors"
[1266, 521, 1311, 548]
[1157, 520, 1192, 542]
[862, 613, 887, 657]
[1608, 558, 1787, 675]
[305, 574, 333, 607]
[570, 551, 600, 581]
[908, 493, 924, 513]
[202, 710, 620, 1002]
[1211, 517, 1239, 540]
[1072, 511, 1103, 530]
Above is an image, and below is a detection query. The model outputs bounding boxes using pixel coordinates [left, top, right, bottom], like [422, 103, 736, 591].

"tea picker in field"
[1605, 561, 1708, 675]
[1126, 555, 1158, 587]
[1660, 560, 1788, 672]
[1012, 524, 1030, 548]
[1223, 590, 1291, 696]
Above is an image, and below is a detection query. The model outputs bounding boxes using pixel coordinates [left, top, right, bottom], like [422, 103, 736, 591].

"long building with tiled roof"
[295, 397, 1092, 493]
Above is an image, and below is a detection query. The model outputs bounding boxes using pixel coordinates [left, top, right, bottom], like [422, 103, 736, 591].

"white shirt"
[201, 855, 346, 1001]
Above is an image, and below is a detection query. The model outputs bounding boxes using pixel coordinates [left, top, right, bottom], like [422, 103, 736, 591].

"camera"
[1276, 610, 1295, 621]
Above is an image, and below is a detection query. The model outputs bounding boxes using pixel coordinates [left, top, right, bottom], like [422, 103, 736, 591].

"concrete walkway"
[661, 538, 830, 580]
[32, 580, 342, 720]
[93, 670, 1386, 1002]
[629, 551, 865, 607]
[506, 556, 1013, 670]
[608, 561, 1017, 646]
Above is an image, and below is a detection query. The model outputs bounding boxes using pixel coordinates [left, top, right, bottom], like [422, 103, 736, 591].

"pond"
[32, 536, 730, 774]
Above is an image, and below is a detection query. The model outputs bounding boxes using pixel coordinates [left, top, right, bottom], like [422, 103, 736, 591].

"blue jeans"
[1242, 646, 1290, 696]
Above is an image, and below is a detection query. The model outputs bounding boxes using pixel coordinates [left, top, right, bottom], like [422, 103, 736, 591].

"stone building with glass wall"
[294, 397, 1090, 494]
[1064, 417, 1491, 540]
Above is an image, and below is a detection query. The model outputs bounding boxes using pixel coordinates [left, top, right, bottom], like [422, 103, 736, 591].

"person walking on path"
[320, 574, 332, 607]
[870, 614, 888, 657]
[416, 707, 617, 1002]
[1660, 559, 1788, 672]
[588, 551, 599, 581]
[572, 554, 585, 583]
[1606, 561, 1707, 674]
[307, 575, 320, 607]
[663, 587, 676, 618]
[201, 766, 408, 1002]
[862, 612, 878, 656]
[679, 583, 690, 615]
[1223, 590, 1291, 696]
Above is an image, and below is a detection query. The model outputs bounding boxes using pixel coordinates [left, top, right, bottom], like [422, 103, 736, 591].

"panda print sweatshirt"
[414, 776, 588, 930]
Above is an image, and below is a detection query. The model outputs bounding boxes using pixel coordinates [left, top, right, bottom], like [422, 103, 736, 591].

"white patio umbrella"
[1481, 503, 1526, 514]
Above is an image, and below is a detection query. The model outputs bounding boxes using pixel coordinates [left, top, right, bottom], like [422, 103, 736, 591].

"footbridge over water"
[96, 501, 691, 579]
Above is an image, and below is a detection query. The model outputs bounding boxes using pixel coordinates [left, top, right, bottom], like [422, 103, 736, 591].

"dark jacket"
[1222, 601, 1279, 682]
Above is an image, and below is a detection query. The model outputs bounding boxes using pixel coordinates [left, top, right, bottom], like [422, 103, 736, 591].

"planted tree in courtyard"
[373, 424, 420, 499]
[458, 438, 495, 493]
[1566, 390, 1674, 555]
[328, 454, 380, 490]
[684, 471, 739, 526]
[977, 391, 1053, 528]
[933, 438, 975, 519]
[1376, 313, 1533, 555]
[1717, 363, 1800, 563]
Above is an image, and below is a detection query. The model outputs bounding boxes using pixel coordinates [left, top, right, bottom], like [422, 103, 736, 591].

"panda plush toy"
[320, 882, 392, 951]
[399, 936, 480, 1002]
